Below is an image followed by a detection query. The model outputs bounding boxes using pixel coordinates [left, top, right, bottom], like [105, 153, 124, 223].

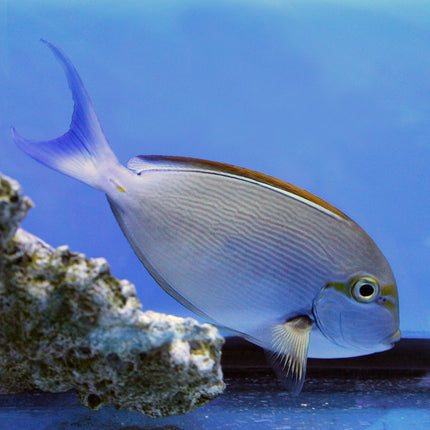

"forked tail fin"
[11, 40, 119, 190]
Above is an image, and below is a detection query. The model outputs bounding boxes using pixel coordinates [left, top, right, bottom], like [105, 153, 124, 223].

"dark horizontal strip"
[222, 336, 430, 373]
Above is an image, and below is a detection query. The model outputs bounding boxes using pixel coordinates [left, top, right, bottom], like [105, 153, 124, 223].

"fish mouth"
[385, 329, 401, 345]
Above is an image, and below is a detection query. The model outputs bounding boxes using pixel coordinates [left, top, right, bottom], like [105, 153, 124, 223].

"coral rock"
[0, 172, 225, 417]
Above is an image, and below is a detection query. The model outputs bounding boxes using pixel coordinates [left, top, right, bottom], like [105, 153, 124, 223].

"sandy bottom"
[0, 372, 429, 430]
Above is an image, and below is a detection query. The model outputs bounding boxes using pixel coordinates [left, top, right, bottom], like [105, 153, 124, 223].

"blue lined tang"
[12, 41, 400, 393]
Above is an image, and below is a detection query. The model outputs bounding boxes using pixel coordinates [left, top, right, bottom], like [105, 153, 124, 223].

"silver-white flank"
[12, 41, 400, 393]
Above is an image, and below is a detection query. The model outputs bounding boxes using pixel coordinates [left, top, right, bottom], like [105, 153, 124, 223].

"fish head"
[312, 272, 400, 355]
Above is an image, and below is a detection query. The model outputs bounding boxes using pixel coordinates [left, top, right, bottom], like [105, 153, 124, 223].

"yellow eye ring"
[351, 277, 380, 303]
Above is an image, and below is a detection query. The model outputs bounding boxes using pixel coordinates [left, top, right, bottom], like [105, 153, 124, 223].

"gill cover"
[313, 276, 400, 352]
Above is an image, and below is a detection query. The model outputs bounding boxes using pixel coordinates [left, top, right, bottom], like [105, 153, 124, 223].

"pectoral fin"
[269, 315, 313, 394]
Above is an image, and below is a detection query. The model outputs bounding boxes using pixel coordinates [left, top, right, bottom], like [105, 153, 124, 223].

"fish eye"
[351, 277, 380, 303]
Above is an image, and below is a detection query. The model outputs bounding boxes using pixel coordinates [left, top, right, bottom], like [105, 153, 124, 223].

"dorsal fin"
[127, 155, 350, 221]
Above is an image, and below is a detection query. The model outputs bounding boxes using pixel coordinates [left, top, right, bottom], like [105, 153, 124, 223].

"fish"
[12, 40, 400, 393]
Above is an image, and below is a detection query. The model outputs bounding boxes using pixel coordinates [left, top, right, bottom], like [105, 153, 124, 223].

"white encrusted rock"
[0, 172, 225, 417]
[0, 174, 33, 246]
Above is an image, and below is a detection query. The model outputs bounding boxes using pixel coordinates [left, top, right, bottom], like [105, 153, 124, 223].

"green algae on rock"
[0, 172, 225, 417]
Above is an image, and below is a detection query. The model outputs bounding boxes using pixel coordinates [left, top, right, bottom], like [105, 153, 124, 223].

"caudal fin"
[11, 40, 119, 190]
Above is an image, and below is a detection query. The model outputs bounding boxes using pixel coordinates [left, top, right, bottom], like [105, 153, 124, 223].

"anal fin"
[269, 315, 313, 395]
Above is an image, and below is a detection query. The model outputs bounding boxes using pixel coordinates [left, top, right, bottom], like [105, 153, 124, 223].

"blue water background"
[0, 0, 429, 337]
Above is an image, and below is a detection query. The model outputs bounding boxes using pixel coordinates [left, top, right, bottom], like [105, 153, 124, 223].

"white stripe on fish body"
[126, 155, 348, 221]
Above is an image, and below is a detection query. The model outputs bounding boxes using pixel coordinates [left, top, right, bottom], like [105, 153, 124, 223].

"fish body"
[12, 41, 400, 392]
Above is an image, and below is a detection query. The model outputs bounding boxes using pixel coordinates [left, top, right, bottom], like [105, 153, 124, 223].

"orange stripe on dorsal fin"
[128, 155, 351, 221]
